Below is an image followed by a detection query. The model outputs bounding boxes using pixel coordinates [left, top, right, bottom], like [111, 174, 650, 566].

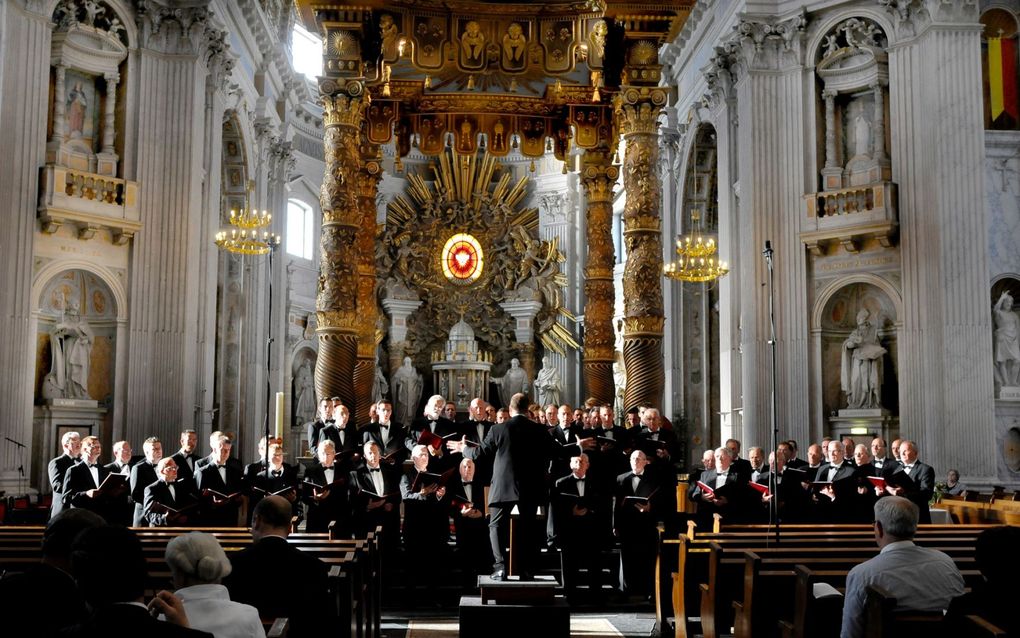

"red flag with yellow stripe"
[988, 36, 1018, 120]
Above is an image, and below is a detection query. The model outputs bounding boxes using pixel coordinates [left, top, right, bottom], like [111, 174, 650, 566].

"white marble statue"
[613, 361, 627, 417]
[494, 357, 529, 406]
[840, 309, 887, 410]
[533, 355, 561, 407]
[392, 356, 423, 426]
[853, 114, 871, 158]
[42, 302, 94, 400]
[293, 359, 315, 426]
[993, 291, 1020, 386]
[372, 362, 390, 402]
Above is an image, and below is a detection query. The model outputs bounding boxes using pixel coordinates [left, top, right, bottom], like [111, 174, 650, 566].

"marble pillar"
[616, 84, 668, 411]
[0, 4, 52, 493]
[885, 4, 994, 478]
[127, 4, 223, 447]
[580, 148, 618, 405]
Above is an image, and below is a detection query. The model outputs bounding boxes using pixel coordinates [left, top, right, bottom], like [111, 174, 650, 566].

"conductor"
[448, 392, 566, 581]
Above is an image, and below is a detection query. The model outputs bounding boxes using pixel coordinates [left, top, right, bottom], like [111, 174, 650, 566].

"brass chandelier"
[663, 209, 729, 283]
[215, 197, 281, 255]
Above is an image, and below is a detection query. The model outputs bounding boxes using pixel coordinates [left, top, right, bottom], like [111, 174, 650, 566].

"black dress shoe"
[490, 569, 506, 581]
[518, 572, 533, 581]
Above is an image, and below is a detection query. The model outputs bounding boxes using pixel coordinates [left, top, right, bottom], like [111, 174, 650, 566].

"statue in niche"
[372, 362, 390, 402]
[840, 309, 887, 409]
[293, 359, 315, 426]
[853, 114, 871, 159]
[493, 357, 529, 406]
[533, 355, 561, 407]
[993, 291, 1020, 386]
[613, 361, 627, 418]
[392, 356, 423, 427]
[67, 81, 87, 139]
[42, 302, 94, 400]
[379, 14, 400, 60]
[587, 20, 608, 68]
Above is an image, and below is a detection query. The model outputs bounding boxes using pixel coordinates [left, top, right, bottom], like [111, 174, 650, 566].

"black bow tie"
[271, 470, 281, 478]
[575, 477, 585, 482]
[369, 468, 381, 473]
[379, 424, 389, 429]
[88, 464, 98, 468]
[462, 481, 472, 486]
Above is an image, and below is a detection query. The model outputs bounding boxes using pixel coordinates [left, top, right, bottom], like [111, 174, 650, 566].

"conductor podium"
[460, 575, 570, 637]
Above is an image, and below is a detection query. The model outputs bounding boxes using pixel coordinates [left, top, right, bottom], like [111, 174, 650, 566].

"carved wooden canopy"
[295, 0, 691, 158]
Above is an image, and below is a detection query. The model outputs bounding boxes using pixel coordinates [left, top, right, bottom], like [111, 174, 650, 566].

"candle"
[275, 392, 285, 441]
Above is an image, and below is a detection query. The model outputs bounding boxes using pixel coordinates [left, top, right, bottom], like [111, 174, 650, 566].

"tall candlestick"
[275, 392, 285, 441]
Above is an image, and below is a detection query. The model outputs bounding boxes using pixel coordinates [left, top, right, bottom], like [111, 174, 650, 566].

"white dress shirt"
[174, 584, 266, 638]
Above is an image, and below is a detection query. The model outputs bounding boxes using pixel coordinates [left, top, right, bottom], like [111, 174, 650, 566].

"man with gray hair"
[48, 430, 81, 519]
[840, 496, 964, 638]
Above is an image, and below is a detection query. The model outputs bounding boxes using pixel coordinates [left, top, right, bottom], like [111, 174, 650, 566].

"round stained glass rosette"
[441, 233, 484, 285]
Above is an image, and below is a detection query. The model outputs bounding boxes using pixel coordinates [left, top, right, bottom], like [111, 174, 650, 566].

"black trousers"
[488, 501, 540, 574]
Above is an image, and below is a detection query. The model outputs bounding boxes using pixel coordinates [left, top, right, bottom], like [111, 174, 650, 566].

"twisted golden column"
[580, 148, 619, 405]
[353, 148, 382, 426]
[616, 86, 668, 410]
[315, 91, 369, 409]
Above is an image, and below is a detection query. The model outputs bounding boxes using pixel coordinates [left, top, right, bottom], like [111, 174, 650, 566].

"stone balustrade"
[800, 181, 898, 255]
[37, 164, 141, 243]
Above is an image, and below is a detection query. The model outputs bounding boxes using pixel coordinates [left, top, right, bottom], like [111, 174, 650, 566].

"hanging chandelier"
[215, 198, 281, 255]
[663, 209, 729, 283]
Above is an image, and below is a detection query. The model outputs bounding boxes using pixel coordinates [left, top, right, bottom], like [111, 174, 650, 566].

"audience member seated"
[840, 496, 964, 638]
[944, 525, 1020, 636]
[64, 525, 213, 637]
[224, 496, 331, 637]
[943, 468, 966, 496]
[164, 532, 265, 638]
[0, 509, 106, 637]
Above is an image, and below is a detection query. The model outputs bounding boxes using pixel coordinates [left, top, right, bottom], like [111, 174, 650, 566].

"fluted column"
[580, 148, 619, 405]
[823, 90, 837, 169]
[315, 90, 368, 409]
[884, 3, 993, 479]
[0, 4, 52, 493]
[100, 73, 118, 156]
[353, 147, 382, 425]
[616, 86, 668, 410]
[127, 2, 224, 446]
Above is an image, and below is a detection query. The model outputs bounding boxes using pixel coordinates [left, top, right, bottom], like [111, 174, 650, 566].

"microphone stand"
[4, 436, 27, 500]
[763, 240, 780, 545]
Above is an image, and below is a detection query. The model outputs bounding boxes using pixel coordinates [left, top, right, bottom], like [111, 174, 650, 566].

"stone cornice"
[875, 0, 980, 41]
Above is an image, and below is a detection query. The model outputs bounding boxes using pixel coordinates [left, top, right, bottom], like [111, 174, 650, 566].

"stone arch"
[46, 0, 139, 49]
[804, 9, 896, 64]
[814, 277, 900, 418]
[990, 275, 1020, 388]
[678, 122, 718, 233]
[32, 267, 121, 404]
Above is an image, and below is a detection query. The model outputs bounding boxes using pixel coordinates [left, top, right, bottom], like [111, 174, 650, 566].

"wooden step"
[478, 574, 559, 605]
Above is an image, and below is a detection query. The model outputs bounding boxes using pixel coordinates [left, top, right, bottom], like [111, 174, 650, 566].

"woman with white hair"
[164, 532, 266, 638]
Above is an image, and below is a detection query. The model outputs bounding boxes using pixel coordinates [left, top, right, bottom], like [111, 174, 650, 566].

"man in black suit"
[553, 453, 609, 603]
[755, 449, 810, 523]
[448, 457, 491, 586]
[302, 440, 353, 535]
[225, 496, 331, 637]
[878, 439, 935, 524]
[47, 430, 81, 519]
[814, 439, 859, 522]
[361, 401, 409, 465]
[614, 450, 669, 597]
[0, 508, 105, 636]
[349, 441, 401, 544]
[589, 404, 631, 491]
[313, 402, 359, 460]
[100, 439, 134, 525]
[691, 446, 750, 525]
[143, 458, 199, 526]
[63, 526, 213, 637]
[463, 398, 494, 485]
[245, 441, 299, 524]
[401, 444, 451, 556]
[408, 394, 461, 471]
[241, 434, 274, 485]
[448, 392, 566, 581]
[305, 397, 333, 456]
[870, 436, 899, 475]
[634, 408, 678, 468]
[63, 436, 123, 522]
[169, 430, 201, 483]
[129, 436, 163, 527]
[725, 438, 753, 482]
[194, 430, 243, 473]
[193, 432, 244, 526]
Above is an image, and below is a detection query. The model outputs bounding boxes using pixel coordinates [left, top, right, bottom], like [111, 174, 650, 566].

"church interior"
[1, 0, 1020, 636]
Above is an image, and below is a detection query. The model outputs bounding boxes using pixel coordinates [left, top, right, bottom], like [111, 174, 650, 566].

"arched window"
[286, 199, 315, 260]
[981, 9, 1019, 130]
[291, 24, 323, 80]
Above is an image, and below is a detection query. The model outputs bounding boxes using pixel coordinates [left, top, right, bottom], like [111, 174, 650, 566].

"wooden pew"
[963, 615, 1010, 637]
[864, 584, 946, 637]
